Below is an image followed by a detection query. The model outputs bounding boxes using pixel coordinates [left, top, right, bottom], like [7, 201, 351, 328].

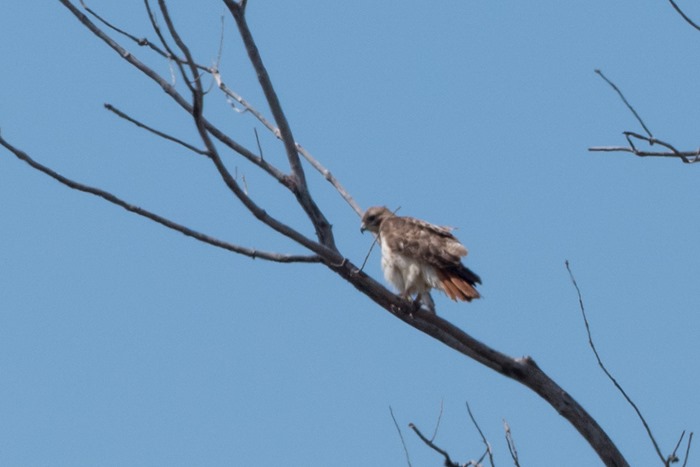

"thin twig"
[670, 431, 686, 464]
[214, 13, 225, 71]
[296, 142, 363, 217]
[594, 69, 653, 138]
[624, 131, 697, 164]
[409, 423, 458, 467]
[565, 260, 666, 465]
[213, 66, 362, 216]
[389, 407, 413, 467]
[80, 0, 144, 44]
[430, 399, 444, 442]
[0, 135, 320, 264]
[504, 420, 520, 467]
[104, 103, 209, 156]
[63, 0, 285, 180]
[590, 70, 700, 163]
[155, 0, 196, 93]
[253, 127, 263, 159]
[466, 402, 495, 467]
[682, 432, 693, 467]
[667, 0, 700, 32]
[588, 146, 700, 160]
[80, 0, 210, 73]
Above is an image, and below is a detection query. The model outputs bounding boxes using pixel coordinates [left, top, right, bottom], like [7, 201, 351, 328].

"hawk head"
[360, 206, 392, 234]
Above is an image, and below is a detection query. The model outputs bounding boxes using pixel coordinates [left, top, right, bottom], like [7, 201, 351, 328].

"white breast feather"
[380, 236, 440, 297]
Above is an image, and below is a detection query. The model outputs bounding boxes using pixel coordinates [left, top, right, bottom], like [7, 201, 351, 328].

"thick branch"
[328, 260, 629, 467]
[0, 135, 320, 264]
[154, 0, 333, 262]
[29, 4, 630, 465]
[59, 0, 338, 259]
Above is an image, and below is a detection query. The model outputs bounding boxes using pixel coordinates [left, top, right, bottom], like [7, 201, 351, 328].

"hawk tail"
[439, 266, 481, 302]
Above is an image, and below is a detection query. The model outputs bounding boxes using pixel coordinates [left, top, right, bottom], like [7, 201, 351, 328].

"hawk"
[360, 206, 481, 312]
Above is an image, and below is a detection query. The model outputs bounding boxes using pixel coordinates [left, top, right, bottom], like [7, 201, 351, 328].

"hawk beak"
[360, 224, 366, 234]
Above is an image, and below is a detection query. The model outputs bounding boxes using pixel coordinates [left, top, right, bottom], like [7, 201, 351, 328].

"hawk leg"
[416, 292, 435, 314]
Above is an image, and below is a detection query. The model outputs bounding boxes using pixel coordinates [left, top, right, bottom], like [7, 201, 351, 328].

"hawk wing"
[380, 216, 481, 301]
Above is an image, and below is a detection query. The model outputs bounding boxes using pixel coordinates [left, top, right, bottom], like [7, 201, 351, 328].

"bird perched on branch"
[360, 206, 481, 313]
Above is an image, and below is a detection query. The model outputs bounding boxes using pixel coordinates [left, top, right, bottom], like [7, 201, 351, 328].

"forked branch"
[224, 0, 337, 249]
[1, 3, 635, 466]
[589, 69, 700, 163]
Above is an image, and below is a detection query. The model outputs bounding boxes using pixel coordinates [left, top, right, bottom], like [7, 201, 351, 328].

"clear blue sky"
[1, 1, 699, 466]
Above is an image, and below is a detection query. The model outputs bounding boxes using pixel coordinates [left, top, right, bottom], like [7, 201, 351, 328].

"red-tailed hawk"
[360, 206, 481, 312]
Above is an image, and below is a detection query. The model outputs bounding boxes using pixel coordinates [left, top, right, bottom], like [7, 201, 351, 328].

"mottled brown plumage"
[360, 206, 481, 312]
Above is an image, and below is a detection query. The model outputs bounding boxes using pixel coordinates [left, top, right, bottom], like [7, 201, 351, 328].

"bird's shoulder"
[380, 215, 467, 263]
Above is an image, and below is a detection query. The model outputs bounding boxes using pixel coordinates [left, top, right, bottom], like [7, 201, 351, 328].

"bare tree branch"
[2, 4, 636, 466]
[78, 0, 204, 76]
[0, 135, 319, 264]
[590, 131, 700, 164]
[389, 406, 413, 467]
[565, 260, 670, 465]
[154, 0, 333, 263]
[80, 0, 361, 218]
[430, 399, 444, 443]
[61, 0, 287, 182]
[682, 432, 694, 467]
[154, 0, 197, 92]
[295, 142, 364, 217]
[594, 69, 652, 138]
[467, 402, 495, 467]
[589, 70, 700, 163]
[667, 0, 700, 32]
[223, 0, 337, 249]
[503, 420, 520, 467]
[409, 422, 459, 467]
[212, 68, 363, 216]
[587, 145, 700, 160]
[671, 431, 688, 465]
[59, 0, 337, 260]
[104, 103, 209, 156]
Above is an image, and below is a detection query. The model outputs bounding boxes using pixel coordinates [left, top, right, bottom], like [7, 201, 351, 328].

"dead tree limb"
[667, 0, 700, 32]
[589, 70, 700, 163]
[409, 422, 459, 467]
[466, 402, 495, 467]
[0, 2, 634, 466]
[504, 420, 520, 467]
[0, 134, 318, 264]
[566, 261, 693, 466]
